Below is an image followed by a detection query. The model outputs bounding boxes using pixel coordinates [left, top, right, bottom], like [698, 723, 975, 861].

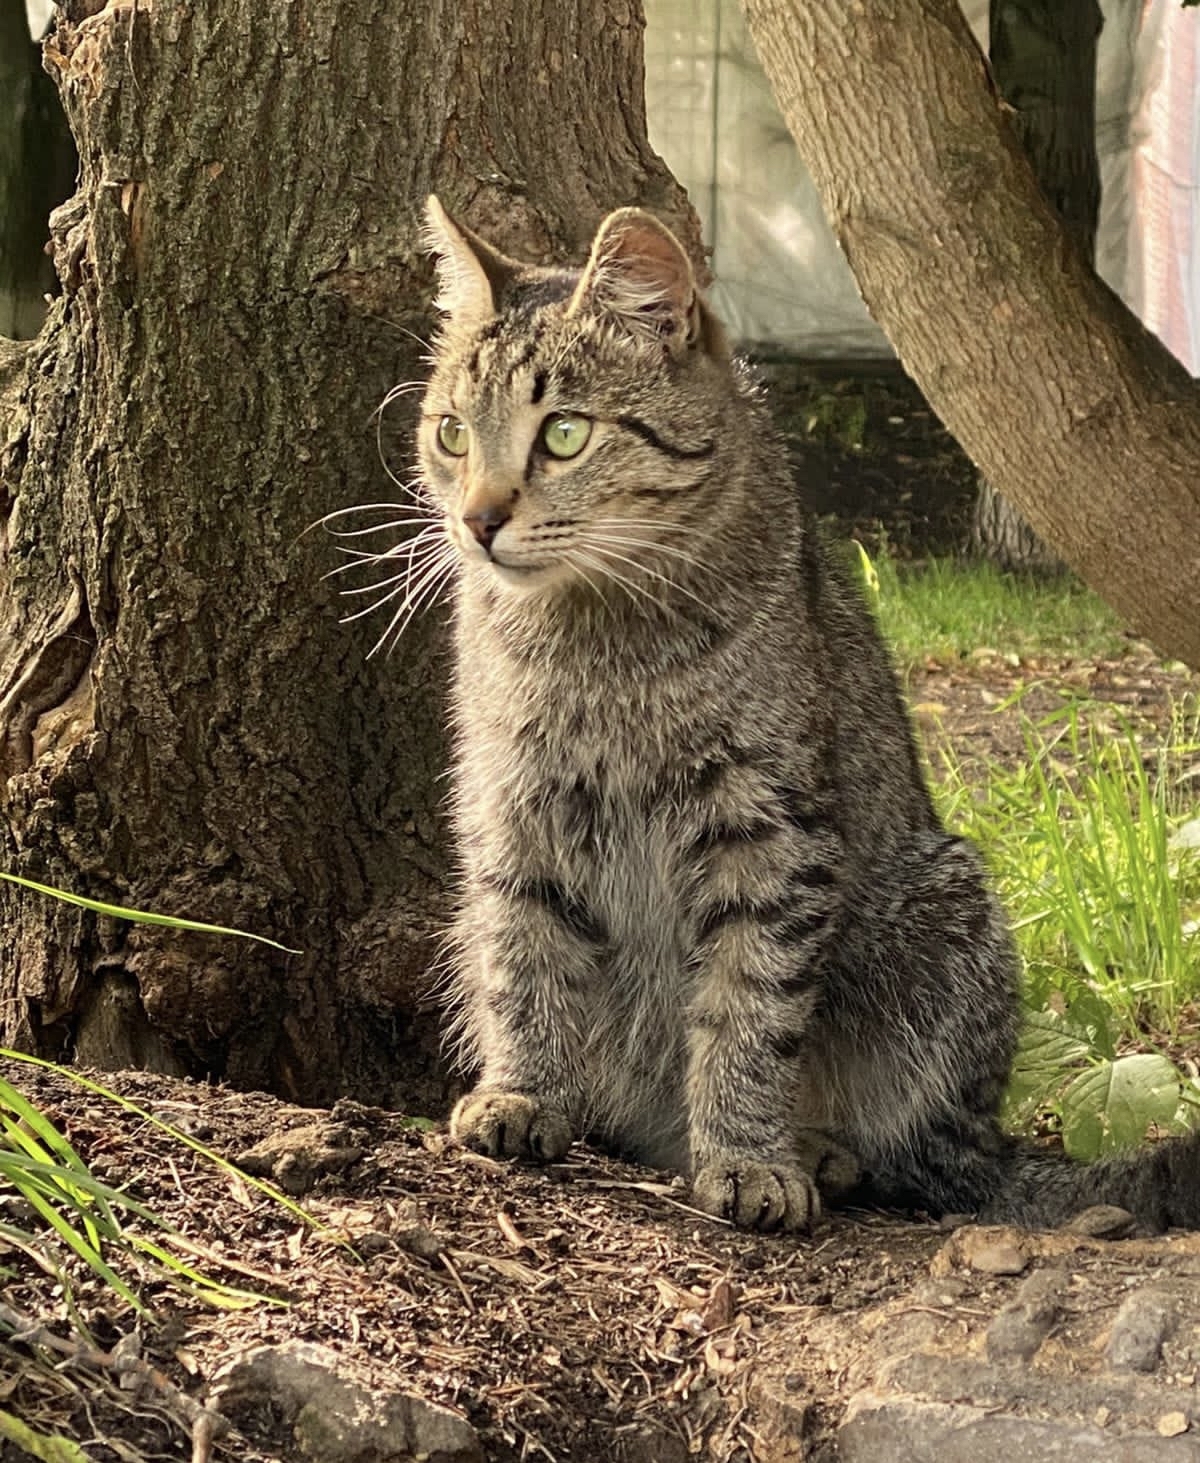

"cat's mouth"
[484, 552, 569, 592]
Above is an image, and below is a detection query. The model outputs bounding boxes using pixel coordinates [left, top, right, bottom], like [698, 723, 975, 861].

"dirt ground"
[2, 646, 1197, 1463]
[1, 1060, 947, 1463]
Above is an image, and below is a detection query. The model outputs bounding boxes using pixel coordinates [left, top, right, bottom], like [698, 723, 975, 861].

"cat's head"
[417, 196, 734, 600]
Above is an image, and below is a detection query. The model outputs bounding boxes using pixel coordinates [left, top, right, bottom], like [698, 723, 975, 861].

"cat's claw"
[450, 1090, 573, 1163]
[692, 1160, 820, 1233]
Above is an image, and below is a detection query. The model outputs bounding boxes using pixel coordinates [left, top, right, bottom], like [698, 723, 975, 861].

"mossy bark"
[0, 0, 691, 1105]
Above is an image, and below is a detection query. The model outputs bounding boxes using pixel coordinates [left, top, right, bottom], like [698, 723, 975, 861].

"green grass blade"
[1, 1051, 332, 1239]
[0, 1076, 94, 1176]
[16, 1181, 143, 1314]
[0, 1151, 158, 1229]
[127, 1234, 280, 1310]
[0, 1406, 89, 1463]
[0, 870, 301, 954]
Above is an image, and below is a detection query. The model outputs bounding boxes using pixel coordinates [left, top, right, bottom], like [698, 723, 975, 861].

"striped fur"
[413, 198, 1200, 1233]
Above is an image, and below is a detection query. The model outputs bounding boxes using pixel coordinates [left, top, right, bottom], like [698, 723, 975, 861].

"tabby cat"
[407, 195, 1199, 1233]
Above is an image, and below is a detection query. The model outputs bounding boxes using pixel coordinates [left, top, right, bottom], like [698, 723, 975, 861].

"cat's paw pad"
[450, 1091, 572, 1163]
[794, 1129, 862, 1201]
[692, 1160, 819, 1233]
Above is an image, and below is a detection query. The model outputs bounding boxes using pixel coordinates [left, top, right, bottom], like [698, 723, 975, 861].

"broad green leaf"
[1002, 1011, 1095, 1128]
[1060, 1054, 1188, 1161]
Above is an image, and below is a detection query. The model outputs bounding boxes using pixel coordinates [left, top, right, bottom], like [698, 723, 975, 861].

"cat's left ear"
[423, 195, 519, 325]
[568, 208, 726, 358]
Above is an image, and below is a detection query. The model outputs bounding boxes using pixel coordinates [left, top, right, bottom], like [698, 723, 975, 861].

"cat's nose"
[463, 504, 511, 551]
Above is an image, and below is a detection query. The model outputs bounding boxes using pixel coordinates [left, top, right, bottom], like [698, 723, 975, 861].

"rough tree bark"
[971, 0, 1102, 573]
[0, 4, 76, 339]
[743, 0, 1200, 668]
[0, 0, 693, 1103]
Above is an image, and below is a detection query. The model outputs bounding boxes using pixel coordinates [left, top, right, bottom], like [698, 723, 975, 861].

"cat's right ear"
[568, 208, 726, 359]
[423, 196, 517, 325]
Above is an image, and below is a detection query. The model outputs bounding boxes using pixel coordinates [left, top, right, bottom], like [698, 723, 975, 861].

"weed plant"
[0, 876, 305, 1326]
[933, 702, 1200, 1159]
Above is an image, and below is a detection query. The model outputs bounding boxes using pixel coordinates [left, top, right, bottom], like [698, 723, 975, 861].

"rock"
[985, 1269, 1064, 1363]
[838, 1391, 1199, 1463]
[210, 1340, 482, 1462]
[393, 1221, 445, 1260]
[1159, 1412, 1190, 1438]
[968, 1243, 1028, 1277]
[235, 1121, 366, 1195]
[930, 1225, 1029, 1279]
[1064, 1205, 1137, 1240]
[1108, 1291, 1174, 1374]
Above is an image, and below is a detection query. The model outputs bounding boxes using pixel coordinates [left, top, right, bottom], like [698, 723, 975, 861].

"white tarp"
[645, 0, 1189, 363]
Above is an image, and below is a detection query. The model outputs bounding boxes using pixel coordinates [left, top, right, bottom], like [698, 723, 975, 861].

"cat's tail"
[874, 1126, 1200, 1231]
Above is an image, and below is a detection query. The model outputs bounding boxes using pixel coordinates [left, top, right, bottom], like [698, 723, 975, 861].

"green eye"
[437, 415, 470, 457]
[542, 413, 592, 460]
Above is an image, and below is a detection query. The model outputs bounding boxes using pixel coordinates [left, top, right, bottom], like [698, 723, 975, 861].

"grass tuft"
[932, 699, 1200, 1157]
[869, 553, 1129, 667]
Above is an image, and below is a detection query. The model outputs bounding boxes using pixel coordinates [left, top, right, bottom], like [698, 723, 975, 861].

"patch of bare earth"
[2, 654, 1198, 1463]
[1, 1060, 945, 1463]
[907, 642, 1198, 776]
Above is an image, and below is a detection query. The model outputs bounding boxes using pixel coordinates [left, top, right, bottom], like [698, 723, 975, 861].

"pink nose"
[464, 505, 511, 550]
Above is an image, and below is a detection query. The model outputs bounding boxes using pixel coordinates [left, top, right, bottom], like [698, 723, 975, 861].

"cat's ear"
[568, 208, 724, 357]
[423, 196, 518, 324]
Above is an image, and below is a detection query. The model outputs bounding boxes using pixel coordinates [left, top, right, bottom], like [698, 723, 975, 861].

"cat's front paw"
[450, 1090, 573, 1163]
[692, 1160, 820, 1233]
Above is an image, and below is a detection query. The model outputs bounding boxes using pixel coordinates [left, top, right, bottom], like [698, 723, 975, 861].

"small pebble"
[1094, 1406, 1111, 1429]
[985, 1270, 1062, 1363]
[1158, 1412, 1189, 1438]
[1065, 1204, 1137, 1240]
[969, 1242, 1028, 1276]
[392, 1223, 444, 1260]
[1109, 1291, 1173, 1373]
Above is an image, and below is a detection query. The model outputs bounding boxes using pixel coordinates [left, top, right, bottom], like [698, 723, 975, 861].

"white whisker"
[573, 547, 659, 619]
[341, 541, 453, 628]
[371, 547, 459, 657]
[338, 568, 423, 598]
[371, 380, 429, 420]
[580, 537, 714, 614]
[323, 526, 445, 579]
[595, 516, 712, 540]
[586, 530, 715, 578]
[326, 514, 439, 540]
[563, 550, 607, 608]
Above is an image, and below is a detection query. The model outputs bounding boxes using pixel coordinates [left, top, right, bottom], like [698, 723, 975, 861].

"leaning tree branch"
[742, 0, 1200, 668]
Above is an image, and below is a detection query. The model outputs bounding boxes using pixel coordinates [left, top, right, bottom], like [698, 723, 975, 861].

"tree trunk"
[742, 0, 1200, 668]
[0, 0, 692, 1105]
[0, 3, 76, 339]
[971, 0, 1102, 573]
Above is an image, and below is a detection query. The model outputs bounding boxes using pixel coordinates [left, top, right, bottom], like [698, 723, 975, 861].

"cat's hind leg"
[813, 829, 1022, 1214]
